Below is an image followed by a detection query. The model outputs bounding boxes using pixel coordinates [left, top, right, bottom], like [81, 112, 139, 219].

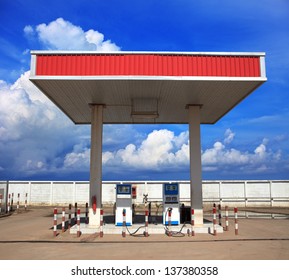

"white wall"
[1, 180, 289, 209]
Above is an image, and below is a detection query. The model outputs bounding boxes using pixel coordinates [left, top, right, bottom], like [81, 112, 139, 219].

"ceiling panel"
[30, 78, 265, 124]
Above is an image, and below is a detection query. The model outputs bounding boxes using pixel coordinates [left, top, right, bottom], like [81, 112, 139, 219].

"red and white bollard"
[7, 194, 11, 213]
[53, 208, 58, 237]
[225, 206, 229, 231]
[85, 202, 88, 224]
[213, 207, 217, 236]
[17, 193, 20, 212]
[0, 194, 2, 214]
[122, 209, 126, 238]
[234, 207, 238, 235]
[168, 208, 172, 237]
[77, 208, 81, 237]
[145, 209, 149, 237]
[74, 202, 77, 225]
[24, 193, 28, 211]
[218, 204, 222, 226]
[68, 204, 72, 229]
[11, 193, 14, 211]
[62, 207, 65, 233]
[100, 209, 104, 238]
[191, 208, 195, 236]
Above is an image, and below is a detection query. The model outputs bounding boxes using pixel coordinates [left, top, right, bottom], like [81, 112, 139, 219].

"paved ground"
[0, 206, 288, 260]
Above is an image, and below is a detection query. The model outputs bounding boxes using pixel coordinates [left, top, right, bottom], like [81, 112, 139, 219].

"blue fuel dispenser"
[163, 183, 180, 225]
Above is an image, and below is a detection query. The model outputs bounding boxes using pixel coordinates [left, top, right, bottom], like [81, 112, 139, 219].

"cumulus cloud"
[0, 18, 123, 179]
[0, 71, 286, 182]
[23, 25, 34, 36]
[0, 72, 89, 177]
[0, 71, 71, 141]
[201, 132, 284, 175]
[61, 127, 286, 178]
[1, 18, 121, 179]
[24, 18, 120, 51]
[0, 69, 286, 179]
[224, 128, 235, 144]
[63, 129, 190, 172]
[64, 147, 90, 169]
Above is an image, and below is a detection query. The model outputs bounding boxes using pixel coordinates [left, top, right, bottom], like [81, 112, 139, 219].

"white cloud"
[0, 71, 70, 141]
[0, 71, 286, 180]
[11, 71, 53, 104]
[0, 72, 90, 176]
[24, 18, 120, 51]
[111, 129, 189, 169]
[64, 148, 90, 169]
[103, 151, 114, 165]
[60, 126, 287, 178]
[62, 129, 190, 171]
[23, 25, 34, 36]
[103, 129, 282, 173]
[254, 142, 266, 158]
[201, 133, 284, 175]
[174, 131, 189, 148]
[202, 142, 250, 166]
[1, 18, 121, 178]
[224, 128, 235, 144]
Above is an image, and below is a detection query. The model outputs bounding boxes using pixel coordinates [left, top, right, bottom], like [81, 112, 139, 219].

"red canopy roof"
[30, 51, 266, 124]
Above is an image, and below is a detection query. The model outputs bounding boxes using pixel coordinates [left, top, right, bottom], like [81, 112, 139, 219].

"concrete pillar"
[89, 104, 104, 227]
[188, 105, 203, 225]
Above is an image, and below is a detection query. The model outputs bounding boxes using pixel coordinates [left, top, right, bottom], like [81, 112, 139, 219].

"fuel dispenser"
[115, 184, 132, 226]
[163, 183, 180, 225]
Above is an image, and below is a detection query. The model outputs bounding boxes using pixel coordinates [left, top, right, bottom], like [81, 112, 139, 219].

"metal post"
[218, 204, 222, 226]
[53, 208, 58, 237]
[5, 181, 9, 214]
[77, 209, 81, 237]
[17, 193, 20, 212]
[68, 204, 72, 229]
[11, 193, 14, 211]
[234, 207, 238, 235]
[85, 202, 88, 224]
[7, 194, 10, 213]
[74, 202, 77, 225]
[62, 207, 65, 233]
[24, 193, 28, 211]
[168, 208, 172, 237]
[100, 209, 104, 238]
[191, 208, 195, 236]
[122, 209, 126, 237]
[213, 207, 217, 236]
[145, 210, 149, 237]
[225, 206, 229, 231]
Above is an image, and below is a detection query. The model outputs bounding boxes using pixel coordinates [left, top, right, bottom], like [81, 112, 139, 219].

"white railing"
[1, 180, 289, 210]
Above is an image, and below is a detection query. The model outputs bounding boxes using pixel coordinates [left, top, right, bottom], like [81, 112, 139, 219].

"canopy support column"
[188, 105, 204, 225]
[89, 104, 104, 227]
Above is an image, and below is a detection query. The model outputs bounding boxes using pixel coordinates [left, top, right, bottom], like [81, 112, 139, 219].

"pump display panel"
[164, 183, 179, 203]
[117, 185, 131, 195]
[165, 184, 178, 194]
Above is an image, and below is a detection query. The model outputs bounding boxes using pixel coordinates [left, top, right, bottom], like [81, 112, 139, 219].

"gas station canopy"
[29, 51, 267, 227]
[30, 51, 266, 124]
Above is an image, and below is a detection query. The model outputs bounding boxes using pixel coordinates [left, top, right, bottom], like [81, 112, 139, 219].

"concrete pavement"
[0, 206, 288, 260]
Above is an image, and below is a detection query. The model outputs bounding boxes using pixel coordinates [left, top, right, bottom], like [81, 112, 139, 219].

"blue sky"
[0, 0, 289, 181]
